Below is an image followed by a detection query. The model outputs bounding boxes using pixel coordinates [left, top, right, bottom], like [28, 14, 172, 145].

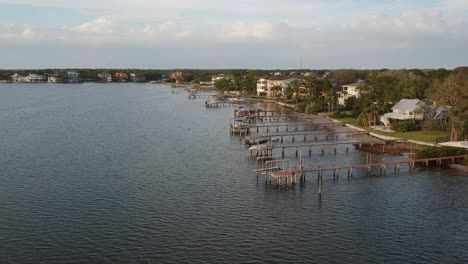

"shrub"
[415, 146, 468, 159]
[357, 112, 370, 126]
[391, 120, 421, 132]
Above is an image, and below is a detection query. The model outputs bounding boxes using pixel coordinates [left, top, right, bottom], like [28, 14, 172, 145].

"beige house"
[337, 81, 363, 106]
[256, 76, 298, 97]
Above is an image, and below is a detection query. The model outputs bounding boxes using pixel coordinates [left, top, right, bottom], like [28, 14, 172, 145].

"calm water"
[0, 83, 467, 264]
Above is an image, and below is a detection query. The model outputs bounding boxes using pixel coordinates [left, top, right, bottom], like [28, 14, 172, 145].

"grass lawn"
[371, 130, 450, 144]
[334, 117, 360, 127]
[333, 117, 450, 144]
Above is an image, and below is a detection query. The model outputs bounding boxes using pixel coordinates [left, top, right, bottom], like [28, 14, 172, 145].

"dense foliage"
[391, 120, 421, 132]
[415, 146, 468, 159]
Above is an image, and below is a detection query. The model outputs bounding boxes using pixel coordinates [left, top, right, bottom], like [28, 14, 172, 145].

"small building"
[47, 76, 60, 83]
[114, 72, 128, 82]
[98, 72, 112, 82]
[337, 80, 363, 106]
[381, 99, 426, 127]
[67, 71, 80, 83]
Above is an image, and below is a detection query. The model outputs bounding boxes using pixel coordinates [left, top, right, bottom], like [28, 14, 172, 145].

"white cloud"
[224, 22, 276, 40]
[75, 17, 113, 33]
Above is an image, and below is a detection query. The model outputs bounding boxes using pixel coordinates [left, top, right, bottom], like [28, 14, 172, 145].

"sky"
[0, 0, 467, 69]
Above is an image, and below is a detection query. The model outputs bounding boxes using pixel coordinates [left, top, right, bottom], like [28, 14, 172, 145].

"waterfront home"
[428, 104, 451, 125]
[256, 78, 267, 96]
[67, 71, 80, 83]
[114, 72, 128, 82]
[11, 73, 27, 82]
[47, 76, 60, 83]
[98, 72, 112, 82]
[380, 99, 425, 127]
[337, 80, 363, 106]
[256, 76, 298, 97]
[211, 74, 226, 85]
[170, 71, 184, 83]
[25, 73, 45, 82]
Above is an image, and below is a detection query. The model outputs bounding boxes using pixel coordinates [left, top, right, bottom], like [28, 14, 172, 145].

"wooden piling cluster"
[255, 159, 298, 186]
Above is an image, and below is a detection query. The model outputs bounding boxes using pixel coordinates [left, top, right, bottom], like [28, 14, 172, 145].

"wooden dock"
[255, 155, 468, 186]
[247, 131, 368, 143]
[249, 140, 388, 158]
[249, 122, 343, 133]
[188, 93, 218, 99]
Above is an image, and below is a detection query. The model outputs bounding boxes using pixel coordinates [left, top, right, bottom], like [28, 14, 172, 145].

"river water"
[0, 83, 467, 263]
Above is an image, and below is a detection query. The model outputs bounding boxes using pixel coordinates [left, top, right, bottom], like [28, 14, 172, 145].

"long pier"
[249, 122, 343, 133]
[258, 155, 468, 186]
[247, 131, 368, 143]
[249, 140, 388, 158]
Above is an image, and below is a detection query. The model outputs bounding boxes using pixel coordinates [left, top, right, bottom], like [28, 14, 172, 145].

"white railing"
[384, 112, 424, 120]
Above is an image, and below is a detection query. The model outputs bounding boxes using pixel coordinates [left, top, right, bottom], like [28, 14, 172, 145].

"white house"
[11, 73, 26, 82]
[380, 99, 425, 127]
[98, 72, 112, 82]
[211, 74, 226, 85]
[256, 77, 268, 96]
[337, 81, 363, 106]
[47, 76, 60, 83]
[29, 74, 44, 82]
[256, 76, 298, 97]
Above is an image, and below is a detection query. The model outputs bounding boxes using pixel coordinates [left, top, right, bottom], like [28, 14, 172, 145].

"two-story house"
[337, 81, 363, 106]
[256, 76, 298, 97]
[380, 99, 425, 127]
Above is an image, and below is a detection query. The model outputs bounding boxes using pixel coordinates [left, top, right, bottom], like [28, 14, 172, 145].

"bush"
[415, 146, 468, 159]
[305, 102, 320, 114]
[357, 112, 370, 126]
[423, 119, 448, 131]
[329, 111, 345, 118]
[391, 120, 421, 132]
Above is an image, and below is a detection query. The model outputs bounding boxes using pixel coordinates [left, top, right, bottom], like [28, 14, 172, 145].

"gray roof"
[392, 99, 424, 111]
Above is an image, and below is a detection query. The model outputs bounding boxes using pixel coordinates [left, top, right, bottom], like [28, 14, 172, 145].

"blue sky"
[0, 0, 467, 69]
